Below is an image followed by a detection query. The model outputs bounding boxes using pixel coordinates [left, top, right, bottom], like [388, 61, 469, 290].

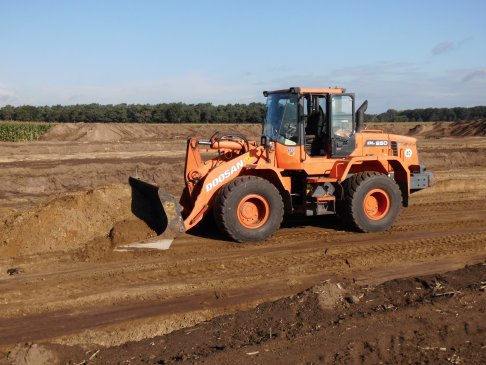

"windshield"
[263, 93, 299, 145]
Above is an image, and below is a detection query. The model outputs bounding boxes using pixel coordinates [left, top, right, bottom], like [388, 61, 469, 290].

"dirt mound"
[365, 122, 414, 135]
[407, 120, 486, 138]
[365, 120, 486, 138]
[39, 123, 129, 142]
[38, 120, 486, 142]
[449, 119, 486, 137]
[40, 123, 171, 142]
[40, 123, 262, 142]
[408, 124, 424, 135]
[0, 343, 57, 365]
[0, 185, 156, 259]
[47, 263, 486, 364]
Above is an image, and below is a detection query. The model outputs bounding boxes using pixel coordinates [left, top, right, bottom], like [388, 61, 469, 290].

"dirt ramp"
[408, 124, 422, 135]
[40, 123, 158, 142]
[37, 120, 486, 142]
[407, 120, 486, 138]
[0, 185, 155, 259]
[40, 123, 262, 142]
[449, 119, 486, 136]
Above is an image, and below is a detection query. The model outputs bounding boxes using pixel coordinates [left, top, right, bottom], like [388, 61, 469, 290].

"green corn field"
[0, 122, 54, 142]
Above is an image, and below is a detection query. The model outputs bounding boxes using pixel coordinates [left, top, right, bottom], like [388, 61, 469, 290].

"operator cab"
[263, 87, 366, 159]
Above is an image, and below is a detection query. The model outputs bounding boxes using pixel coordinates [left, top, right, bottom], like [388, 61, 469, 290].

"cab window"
[332, 95, 353, 138]
[263, 93, 299, 145]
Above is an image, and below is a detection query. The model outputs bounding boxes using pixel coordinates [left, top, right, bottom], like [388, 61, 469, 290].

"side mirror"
[261, 135, 268, 146]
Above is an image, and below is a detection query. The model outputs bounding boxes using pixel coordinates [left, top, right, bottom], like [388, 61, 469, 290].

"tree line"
[365, 106, 486, 122]
[0, 103, 485, 123]
[0, 103, 265, 124]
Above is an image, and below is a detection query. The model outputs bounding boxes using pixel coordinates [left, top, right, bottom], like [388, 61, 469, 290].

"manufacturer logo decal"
[365, 140, 388, 147]
[205, 160, 244, 192]
[404, 148, 413, 158]
[287, 147, 295, 156]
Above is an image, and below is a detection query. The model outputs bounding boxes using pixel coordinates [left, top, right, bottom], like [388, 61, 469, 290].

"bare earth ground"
[0, 121, 485, 364]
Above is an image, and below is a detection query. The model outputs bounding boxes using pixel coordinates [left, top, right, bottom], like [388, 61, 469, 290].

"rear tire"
[338, 172, 401, 232]
[214, 176, 283, 242]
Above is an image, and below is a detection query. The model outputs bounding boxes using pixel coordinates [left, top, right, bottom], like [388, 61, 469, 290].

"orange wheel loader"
[122, 87, 432, 250]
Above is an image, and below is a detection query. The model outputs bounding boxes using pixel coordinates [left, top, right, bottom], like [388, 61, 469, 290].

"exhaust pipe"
[115, 177, 185, 251]
[355, 100, 368, 132]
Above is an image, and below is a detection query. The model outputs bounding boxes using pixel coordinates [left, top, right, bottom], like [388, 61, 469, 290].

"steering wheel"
[334, 134, 349, 143]
[285, 123, 297, 139]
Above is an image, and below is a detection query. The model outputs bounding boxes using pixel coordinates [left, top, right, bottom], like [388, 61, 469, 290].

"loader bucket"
[115, 177, 185, 251]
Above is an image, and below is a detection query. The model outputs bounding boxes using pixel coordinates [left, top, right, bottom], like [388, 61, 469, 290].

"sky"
[0, 0, 485, 113]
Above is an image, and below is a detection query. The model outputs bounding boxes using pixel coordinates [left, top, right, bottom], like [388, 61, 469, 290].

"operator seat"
[305, 106, 326, 156]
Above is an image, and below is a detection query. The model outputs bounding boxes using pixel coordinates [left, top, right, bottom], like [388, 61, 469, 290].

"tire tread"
[339, 172, 402, 232]
[214, 176, 283, 242]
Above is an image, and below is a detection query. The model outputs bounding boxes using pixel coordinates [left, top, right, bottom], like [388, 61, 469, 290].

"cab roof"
[264, 87, 345, 96]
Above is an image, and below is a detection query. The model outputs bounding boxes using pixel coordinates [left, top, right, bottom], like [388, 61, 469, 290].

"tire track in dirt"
[393, 219, 485, 232]
[1, 222, 485, 325]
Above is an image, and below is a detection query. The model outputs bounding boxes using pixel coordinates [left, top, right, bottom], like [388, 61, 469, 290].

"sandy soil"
[47, 263, 486, 365]
[0, 121, 485, 364]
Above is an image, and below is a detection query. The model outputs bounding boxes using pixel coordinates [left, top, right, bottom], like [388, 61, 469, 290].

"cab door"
[329, 94, 356, 158]
[272, 93, 304, 170]
[303, 94, 328, 157]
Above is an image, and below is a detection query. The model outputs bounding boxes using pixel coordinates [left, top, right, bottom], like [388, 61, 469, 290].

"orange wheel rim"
[363, 189, 390, 220]
[237, 194, 270, 229]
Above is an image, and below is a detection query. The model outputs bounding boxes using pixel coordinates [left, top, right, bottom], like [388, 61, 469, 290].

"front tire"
[338, 172, 401, 232]
[213, 176, 284, 242]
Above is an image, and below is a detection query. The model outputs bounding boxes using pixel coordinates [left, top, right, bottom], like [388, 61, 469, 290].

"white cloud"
[17, 72, 258, 106]
[0, 84, 18, 105]
[4, 63, 486, 113]
[431, 37, 473, 56]
[256, 63, 486, 113]
[461, 68, 486, 83]
[432, 41, 455, 55]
